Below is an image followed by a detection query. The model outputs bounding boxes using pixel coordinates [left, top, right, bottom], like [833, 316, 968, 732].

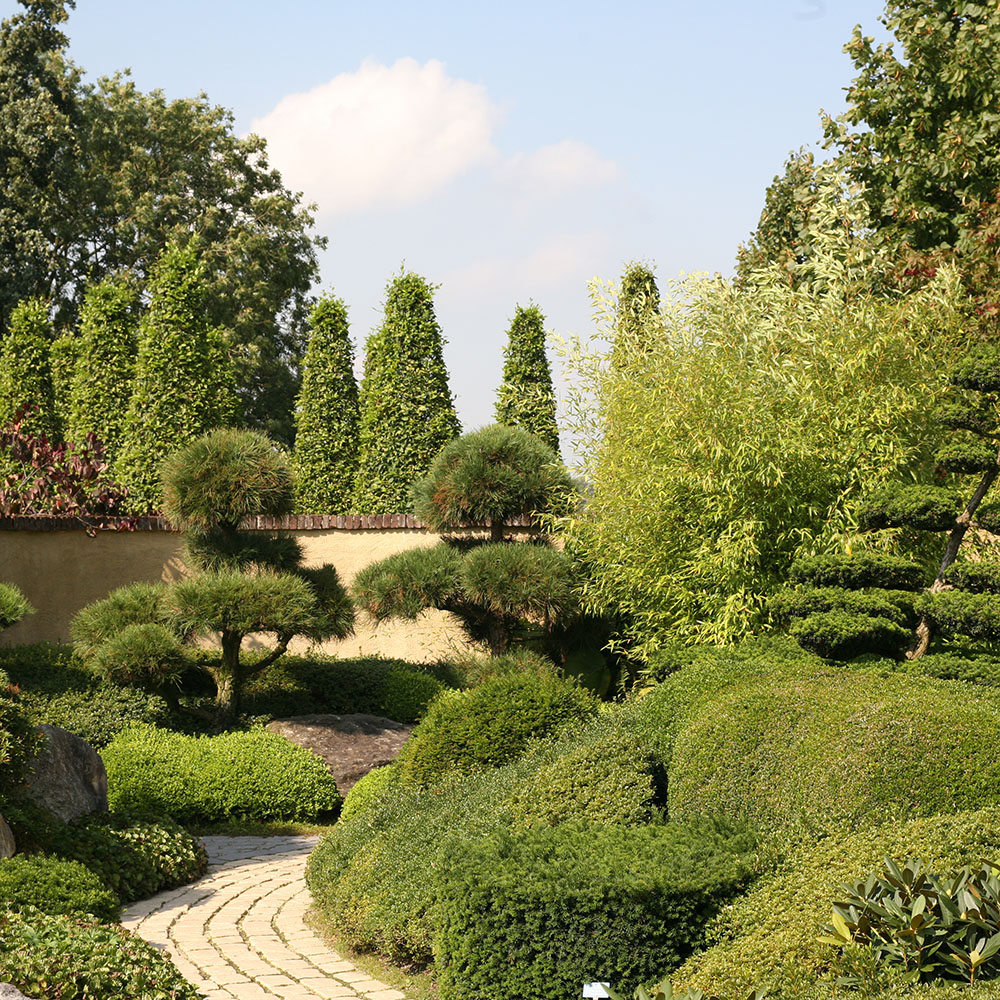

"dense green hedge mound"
[103, 725, 341, 823]
[767, 586, 913, 627]
[789, 609, 912, 659]
[433, 821, 758, 1000]
[0, 908, 201, 999]
[639, 647, 1000, 835]
[0, 856, 120, 921]
[944, 561, 1000, 594]
[307, 711, 658, 966]
[922, 590, 1000, 644]
[856, 483, 962, 532]
[396, 672, 598, 788]
[788, 553, 927, 591]
[672, 807, 1000, 999]
[6, 804, 207, 903]
[339, 764, 402, 822]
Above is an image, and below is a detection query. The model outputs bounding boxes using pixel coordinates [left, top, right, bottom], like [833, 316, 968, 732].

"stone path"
[122, 836, 409, 1000]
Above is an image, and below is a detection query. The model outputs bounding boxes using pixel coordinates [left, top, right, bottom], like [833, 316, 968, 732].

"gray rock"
[23, 724, 107, 822]
[0, 815, 14, 858]
[0, 984, 36, 1000]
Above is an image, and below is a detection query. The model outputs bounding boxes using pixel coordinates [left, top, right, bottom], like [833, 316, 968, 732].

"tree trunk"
[486, 617, 510, 656]
[212, 632, 243, 729]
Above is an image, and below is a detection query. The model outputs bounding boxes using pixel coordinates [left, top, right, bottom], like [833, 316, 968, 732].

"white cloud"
[495, 140, 620, 197]
[251, 58, 500, 217]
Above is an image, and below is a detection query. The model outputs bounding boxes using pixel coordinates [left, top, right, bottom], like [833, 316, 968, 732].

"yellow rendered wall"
[0, 527, 518, 662]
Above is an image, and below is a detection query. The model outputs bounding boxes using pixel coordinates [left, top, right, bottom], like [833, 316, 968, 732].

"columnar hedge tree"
[354, 425, 580, 656]
[292, 294, 359, 513]
[609, 261, 661, 370]
[66, 275, 137, 461]
[0, 297, 58, 439]
[354, 271, 460, 513]
[494, 304, 559, 454]
[73, 429, 354, 727]
[114, 241, 238, 513]
[774, 342, 1000, 660]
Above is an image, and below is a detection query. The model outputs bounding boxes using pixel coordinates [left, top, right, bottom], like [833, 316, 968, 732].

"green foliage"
[114, 241, 238, 512]
[945, 562, 1000, 594]
[412, 424, 573, 536]
[0, 907, 202, 1000]
[355, 270, 460, 513]
[48, 332, 78, 433]
[292, 293, 359, 513]
[70, 581, 171, 659]
[0, 581, 32, 630]
[789, 553, 928, 592]
[432, 821, 758, 1000]
[556, 256, 970, 651]
[908, 652, 1000, 688]
[826, 1, 1000, 251]
[639, 646, 1000, 837]
[821, 857, 1000, 985]
[922, 590, 1000, 644]
[0, 668, 40, 806]
[339, 764, 402, 823]
[66, 275, 137, 460]
[450, 647, 559, 687]
[396, 672, 597, 789]
[161, 427, 292, 531]
[857, 484, 962, 533]
[353, 543, 463, 621]
[789, 610, 912, 660]
[0, 856, 120, 921]
[672, 808, 1000, 998]
[103, 724, 341, 823]
[0, 296, 57, 439]
[936, 392, 998, 437]
[87, 623, 188, 690]
[611, 260, 662, 368]
[494, 304, 559, 453]
[936, 439, 999, 475]
[381, 669, 443, 723]
[768, 587, 913, 628]
[951, 346, 1000, 395]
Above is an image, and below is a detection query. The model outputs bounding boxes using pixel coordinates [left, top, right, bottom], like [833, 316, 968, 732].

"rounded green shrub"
[768, 587, 911, 627]
[923, 590, 1000, 643]
[450, 647, 559, 687]
[788, 553, 927, 591]
[944, 561, 1000, 594]
[856, 483, 962, 532]
[935, 438, 998, 475]
[433, 820, 757, 1000]
[672, 807, 1000, 999]
[0, 582, 32, 630]
[0, 856, 120, 921]
[381, 669, 442, 722]
[789, 610, 912, 659]
[103, 724, 341, 823]
[87, 623, 189, 690]
[70, 582, 171, 659]
[339, 764, 403, 822]
[397, 672, 597, 788]
[0, 907, 202, 999]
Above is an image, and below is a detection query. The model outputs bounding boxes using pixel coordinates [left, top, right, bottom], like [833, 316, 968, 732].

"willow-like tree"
[66, 275, 137, 461]
[292, 294, 359, 513]
[354, 270, 460, 513]
[0, 297, 58, 440]
[114, 242, 238, 513]
[494, 304, 559, 454]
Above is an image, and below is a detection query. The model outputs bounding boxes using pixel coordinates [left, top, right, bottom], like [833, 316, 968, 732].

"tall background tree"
[114, 242, 238, 513]
[494, 304, 559, 455]
[292, 294, 359, 514]
[355, 270, 460, 513]
[0, 0, 323, 444]
[0, 297, 58, 440]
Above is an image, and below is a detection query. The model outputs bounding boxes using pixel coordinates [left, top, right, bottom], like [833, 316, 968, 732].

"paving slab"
[123, 835, 412, 1000]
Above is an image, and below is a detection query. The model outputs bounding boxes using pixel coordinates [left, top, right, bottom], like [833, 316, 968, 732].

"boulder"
[0, 985, 36, 1000]
[0, 815, 14, 858]
[23, 724, 107, 822]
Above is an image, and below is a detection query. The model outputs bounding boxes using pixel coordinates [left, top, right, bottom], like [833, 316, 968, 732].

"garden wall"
[0, 516, 535, 662]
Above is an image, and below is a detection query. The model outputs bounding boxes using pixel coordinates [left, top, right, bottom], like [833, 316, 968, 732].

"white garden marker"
[583, 984, 611, 998]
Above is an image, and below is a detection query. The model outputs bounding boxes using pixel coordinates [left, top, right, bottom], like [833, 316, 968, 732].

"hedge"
[0, 856, 120, 921]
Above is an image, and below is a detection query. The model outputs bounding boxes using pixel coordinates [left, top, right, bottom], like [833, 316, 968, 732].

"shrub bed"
[0, 855, 120, 920]
[433, 820, 757, 1000]
[0, 908, 201, 999]
[103, 724, 341, 823]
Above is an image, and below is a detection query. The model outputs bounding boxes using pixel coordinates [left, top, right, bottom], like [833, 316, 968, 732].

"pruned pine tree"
[494, 304, 559, 454]
[355, 270, 460, 513]
[292, 294, 359, 513]
[66, 275, 137, 461]
[114, 242, 238, 513]
[0, 296, 58, 439]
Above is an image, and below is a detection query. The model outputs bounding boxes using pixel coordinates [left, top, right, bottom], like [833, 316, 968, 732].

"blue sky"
[6, 0, 893, 439]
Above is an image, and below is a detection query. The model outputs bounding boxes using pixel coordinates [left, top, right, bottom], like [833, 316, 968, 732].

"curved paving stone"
[122, 835, 408, 1000]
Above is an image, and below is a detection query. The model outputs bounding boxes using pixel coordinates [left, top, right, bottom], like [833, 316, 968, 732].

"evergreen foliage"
[355, 270, 460, 513]
[66, 275, 137, 459]
[0, 296, 57, 439]
[292, 293, 359, 513]
[494, 304, 559, 453]
[47, 332, 77, 434]
[610, 261, 661, 369]
[113, 241, 238, 513]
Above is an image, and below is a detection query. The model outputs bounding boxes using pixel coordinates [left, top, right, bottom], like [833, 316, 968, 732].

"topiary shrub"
[0, 908, 202, 999]
[432, 820, 758, 1000]
[0, 856, 120, 921]
[922, 590, 1000, 644]
[944, 562, 1000, 594]
[856, 483, 962, 532]
[788, 553, 927, 591]
[381, 669, 442, 722]
[339, 764, 403, 823]
[449, 647, 560, 687]
[789, 609, 912, 659]
[396, 672, 598, 788]
[103, 724, 341, 823]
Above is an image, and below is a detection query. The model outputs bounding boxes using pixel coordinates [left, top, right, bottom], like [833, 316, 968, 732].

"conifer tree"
[67, 275, 137, 460]
[610, 261, 661, 369]
[494, 303, 559, 454]
[0, 296, 58, 439]
[114, 241, 238, 513]
[355, 270, 460, 513]
[291, 294, 359, 513]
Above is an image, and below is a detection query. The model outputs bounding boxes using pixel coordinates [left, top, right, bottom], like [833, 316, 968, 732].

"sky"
[4, 0, 894, 444]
